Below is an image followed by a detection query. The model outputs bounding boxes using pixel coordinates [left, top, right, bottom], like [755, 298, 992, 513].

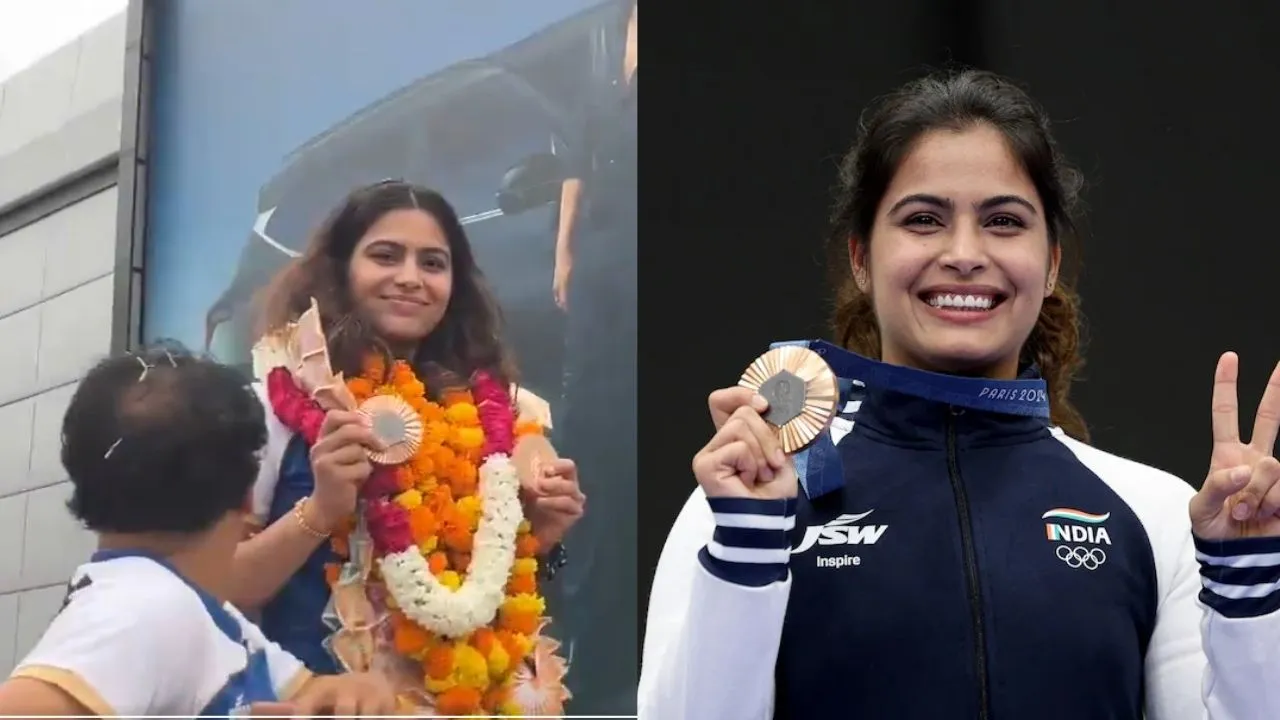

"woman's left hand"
[1190, 352, 1280, 541]
[522, 457, 586, 549]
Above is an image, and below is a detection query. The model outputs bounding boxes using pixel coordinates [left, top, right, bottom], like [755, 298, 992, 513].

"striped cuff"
[698, 496, 797, 587]
[1194, 534, 1280, 619]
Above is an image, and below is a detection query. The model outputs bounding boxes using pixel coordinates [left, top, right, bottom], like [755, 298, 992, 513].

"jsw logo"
[792, 511, 888, 554]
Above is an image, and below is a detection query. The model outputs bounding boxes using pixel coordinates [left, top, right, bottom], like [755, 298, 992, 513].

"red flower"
[362, 465, 399, 500]
[365, 498, 413, 555]
[472, 371, 514, 457]
[266, 367, 326, 445]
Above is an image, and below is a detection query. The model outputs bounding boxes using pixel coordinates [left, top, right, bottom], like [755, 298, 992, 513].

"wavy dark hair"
[256, 181, 515, 392]
[829, 68, 1090, 441]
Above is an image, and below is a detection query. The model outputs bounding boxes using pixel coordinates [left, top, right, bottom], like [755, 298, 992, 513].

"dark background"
[640, 1, 1280, 641]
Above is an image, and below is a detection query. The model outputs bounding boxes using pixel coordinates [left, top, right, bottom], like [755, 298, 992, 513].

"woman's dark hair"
[63, 343, 266, 534]
[829, 68, 1089, 441]
[256, 181, 514, 392]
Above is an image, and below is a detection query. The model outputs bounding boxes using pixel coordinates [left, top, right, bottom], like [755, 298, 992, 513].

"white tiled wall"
[0, 12, 126, 675]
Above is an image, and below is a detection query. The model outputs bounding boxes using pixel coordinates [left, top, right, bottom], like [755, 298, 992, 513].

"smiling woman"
[641, 68, 1280, 720]
[233, 181, 586, 716]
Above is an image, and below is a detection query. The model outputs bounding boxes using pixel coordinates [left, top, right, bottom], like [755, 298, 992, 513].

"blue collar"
[774, 340, 1050, 419]
[90, 548, 243, 643]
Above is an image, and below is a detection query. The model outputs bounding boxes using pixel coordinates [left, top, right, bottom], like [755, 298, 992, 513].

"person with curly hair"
[0, 345, 396, 717]
[641, 69, 1280, 718]
[232, 181, 585, 715]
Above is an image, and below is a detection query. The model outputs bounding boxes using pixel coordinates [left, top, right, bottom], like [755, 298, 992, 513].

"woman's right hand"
[692, 387, 797, 500]
[309, 410, 382, 530]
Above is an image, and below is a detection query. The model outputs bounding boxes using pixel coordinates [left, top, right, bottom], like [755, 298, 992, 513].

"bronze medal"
[358, 394, 424, 465]
[513, 433, 559, 490]
[738, 345, 839, 454]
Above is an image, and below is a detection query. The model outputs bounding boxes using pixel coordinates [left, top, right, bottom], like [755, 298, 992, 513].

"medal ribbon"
[769, 340, 1050, 498]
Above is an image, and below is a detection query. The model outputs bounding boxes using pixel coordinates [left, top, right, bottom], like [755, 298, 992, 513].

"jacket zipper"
[946, 407, 990, 720]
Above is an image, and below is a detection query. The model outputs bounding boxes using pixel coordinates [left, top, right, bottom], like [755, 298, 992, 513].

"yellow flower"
[395, 489, 423, 510]
[499, 700, 525, 716]
[487, 641, 510, 677]
[445, 403, 479, 425]
[517, 520, 531, 534]
[508, 632, 532, 659]
[455, 496, 482, 528]
[417, 536, 438, 554]
[503, 593, 546, 616]
[512, 558, 538, 576]
[425, 676, 456, 694]
[454, 426, 485, 449]
[438, 570, 462, 591]
[453, 644, 490, 689]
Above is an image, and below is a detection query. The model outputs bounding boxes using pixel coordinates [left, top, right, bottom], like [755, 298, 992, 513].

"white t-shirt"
[10, 552, 311, 716]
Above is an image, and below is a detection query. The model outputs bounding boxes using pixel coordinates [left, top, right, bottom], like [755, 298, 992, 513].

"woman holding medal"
[640, 69, 1280, 718]
[227, 180, 584, 716]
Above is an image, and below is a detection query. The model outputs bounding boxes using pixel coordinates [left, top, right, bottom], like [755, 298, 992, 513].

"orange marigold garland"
[330, 357, 552, 716]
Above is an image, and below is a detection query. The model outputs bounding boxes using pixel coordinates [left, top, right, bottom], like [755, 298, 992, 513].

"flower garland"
[267, 357, 548, 716]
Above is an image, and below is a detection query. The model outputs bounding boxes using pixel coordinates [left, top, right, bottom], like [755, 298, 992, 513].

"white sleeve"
[249, 381, 293, 526]
[1144, 521, 1280, 719]
[1143, 526, 1212, 719]
[225, 603, 313, 699]
[1193, 534, 1280, 718]
[10, 580, 212, 716]
[638, 489, 794, 720]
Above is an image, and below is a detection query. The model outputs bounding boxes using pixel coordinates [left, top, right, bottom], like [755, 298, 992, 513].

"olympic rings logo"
[1055, 545, 1107, 570]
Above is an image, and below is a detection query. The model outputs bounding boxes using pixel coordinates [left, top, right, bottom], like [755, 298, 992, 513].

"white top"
[11, 554, 311, 716]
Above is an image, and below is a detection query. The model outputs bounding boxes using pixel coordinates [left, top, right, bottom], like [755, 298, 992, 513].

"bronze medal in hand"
[738, 345, 839, 454]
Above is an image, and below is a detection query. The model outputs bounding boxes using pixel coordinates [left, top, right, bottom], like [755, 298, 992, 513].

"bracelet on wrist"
[292, 497, 331, 539]
[540, 542, 569, 581]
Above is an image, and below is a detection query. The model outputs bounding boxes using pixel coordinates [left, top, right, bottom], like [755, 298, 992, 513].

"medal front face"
[739, 346, 838, 454]
[359, 394, 423, 465]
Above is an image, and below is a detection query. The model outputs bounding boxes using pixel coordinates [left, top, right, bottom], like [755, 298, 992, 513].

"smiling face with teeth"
[852, 124, 1060, 379]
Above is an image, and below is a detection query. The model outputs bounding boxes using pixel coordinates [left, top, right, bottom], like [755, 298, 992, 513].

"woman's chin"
[373, 321, 434, 348]
[911, 344, 1013, 378]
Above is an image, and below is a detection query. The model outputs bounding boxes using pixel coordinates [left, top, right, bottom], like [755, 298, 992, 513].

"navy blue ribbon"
[770, 340, 1051, 498]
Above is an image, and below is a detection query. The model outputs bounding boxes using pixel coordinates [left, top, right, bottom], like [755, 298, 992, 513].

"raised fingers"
[1211, 352, 1241, 446]
[708, 387, 768, 430]
[1251, 359, 1280, 454]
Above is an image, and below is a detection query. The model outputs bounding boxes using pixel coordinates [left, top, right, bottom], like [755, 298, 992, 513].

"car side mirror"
[496, 152, 566, 215]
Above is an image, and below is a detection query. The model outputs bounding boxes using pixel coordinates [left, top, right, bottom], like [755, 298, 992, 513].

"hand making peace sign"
[1189, 352, 1280, 540]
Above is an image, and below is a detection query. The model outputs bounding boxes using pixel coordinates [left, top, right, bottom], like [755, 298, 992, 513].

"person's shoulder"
[58, 557, 209, 630]
[21, 557, 212, 671]
[1052, 430, 1196, 502]
[1050, 430, 1196, 550]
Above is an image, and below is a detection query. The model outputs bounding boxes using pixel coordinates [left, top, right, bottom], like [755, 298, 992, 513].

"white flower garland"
[379, 453, 523, 639]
